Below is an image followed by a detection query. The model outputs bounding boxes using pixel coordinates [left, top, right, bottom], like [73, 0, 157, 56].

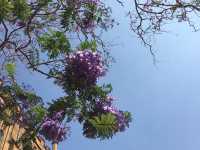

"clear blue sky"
[16, 1, 200, 150]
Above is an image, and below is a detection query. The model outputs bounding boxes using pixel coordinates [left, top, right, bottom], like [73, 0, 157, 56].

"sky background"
[15, 1, 200, 150]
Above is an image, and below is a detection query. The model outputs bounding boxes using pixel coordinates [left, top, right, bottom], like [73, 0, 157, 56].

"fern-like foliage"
[84, 113, 117, 140]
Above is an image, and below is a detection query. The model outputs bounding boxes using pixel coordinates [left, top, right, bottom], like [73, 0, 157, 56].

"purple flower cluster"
[64, 50, 106, 89]
[16, 21, 26, 27]
[96, 96, 129, 131]
[103, 106, 128, 131]
[40, 111, 69, 143]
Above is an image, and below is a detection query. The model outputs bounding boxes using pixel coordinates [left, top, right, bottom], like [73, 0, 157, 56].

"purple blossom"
[64, 50, 106, 90]
[40, 111, 69, 143]
[95, 96, 129, 132]
[52, 110, 64, 120]
[103, 106, 128, 131]
[16, 21, 26, 27]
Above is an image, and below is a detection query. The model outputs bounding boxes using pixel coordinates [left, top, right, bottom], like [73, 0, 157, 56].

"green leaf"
[12, 0, 30, 20]
[60, 7, 76, 30]
[0, 0, 13, 21]
[30, 105, 47, 123]
[88, 113, 117, 139]
[38, 31, 71, 59]
[5, 63, 16, 77]
[79, 40, 97, 51]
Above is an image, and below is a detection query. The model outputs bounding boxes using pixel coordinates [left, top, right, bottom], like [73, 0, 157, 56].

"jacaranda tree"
[1, 0, 198, 149]
[0, 0, 131, 149]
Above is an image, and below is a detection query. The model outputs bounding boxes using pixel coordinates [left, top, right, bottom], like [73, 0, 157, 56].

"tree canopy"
[0, 0, 131, 149]
[0, 0, 199, 149]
